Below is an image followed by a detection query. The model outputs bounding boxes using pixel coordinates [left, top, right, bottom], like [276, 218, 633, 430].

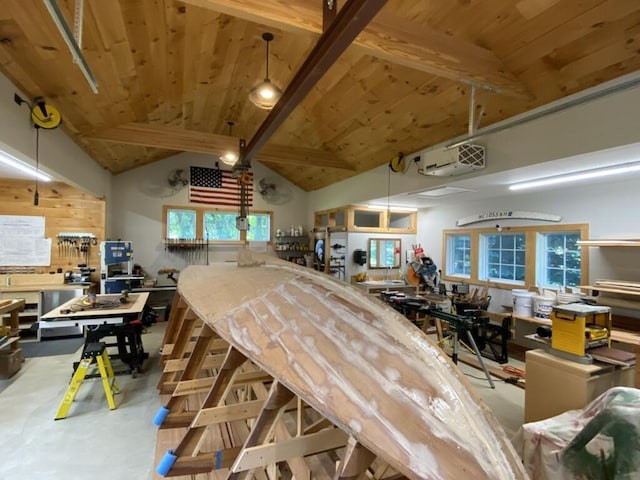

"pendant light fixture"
[220, 121, 239, 166]
[249, 33, 283, 110]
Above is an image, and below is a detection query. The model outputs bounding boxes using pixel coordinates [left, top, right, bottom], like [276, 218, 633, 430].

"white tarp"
[513, 387, 640, 479]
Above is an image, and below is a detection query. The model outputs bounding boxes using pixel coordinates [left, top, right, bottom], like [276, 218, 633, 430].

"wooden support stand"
[152, 292, 395, 480]
[149, 257, 528, 480]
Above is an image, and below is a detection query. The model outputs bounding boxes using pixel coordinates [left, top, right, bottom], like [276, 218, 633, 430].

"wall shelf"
[580, 285, 640, 297]
[577, 239, 640, 247]
[314, 205, 416, 234]
[274, 233, 310, 265]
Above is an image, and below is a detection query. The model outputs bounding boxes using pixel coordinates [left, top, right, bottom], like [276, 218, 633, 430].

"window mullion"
[470, 231, 479, 282]
[196, 211, 204, 239]
[525, 230, 536, 287]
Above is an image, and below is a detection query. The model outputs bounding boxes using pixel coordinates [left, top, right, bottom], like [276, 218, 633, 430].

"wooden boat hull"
[176, 250, 528, 479]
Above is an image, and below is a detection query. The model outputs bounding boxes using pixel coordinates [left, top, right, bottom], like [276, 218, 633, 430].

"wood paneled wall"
[0, 179, 105, 275]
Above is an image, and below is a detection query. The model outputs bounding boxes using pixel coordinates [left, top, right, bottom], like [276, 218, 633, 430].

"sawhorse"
[55, 342, 119, 420]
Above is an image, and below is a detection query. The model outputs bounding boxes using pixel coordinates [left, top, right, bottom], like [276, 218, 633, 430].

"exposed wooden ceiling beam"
[86, 123, 354, 171]
[242, 0, 388, 165]
[179, 0, 532, 99]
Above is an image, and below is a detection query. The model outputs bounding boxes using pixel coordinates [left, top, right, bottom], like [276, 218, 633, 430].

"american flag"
[189, 166, 253, 207]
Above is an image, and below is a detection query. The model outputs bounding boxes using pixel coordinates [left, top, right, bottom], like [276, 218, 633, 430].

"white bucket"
[534, 295, 556, 319]
[513, 291, 534, 317]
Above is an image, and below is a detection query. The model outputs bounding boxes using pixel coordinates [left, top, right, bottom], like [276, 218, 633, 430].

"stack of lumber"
[594, 279, 640, 294]
[592, 280, 640, 312]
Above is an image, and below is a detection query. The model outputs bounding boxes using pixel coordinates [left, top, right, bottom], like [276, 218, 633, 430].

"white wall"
[109, 152, 309, 276]
[417, 175, 640, 312]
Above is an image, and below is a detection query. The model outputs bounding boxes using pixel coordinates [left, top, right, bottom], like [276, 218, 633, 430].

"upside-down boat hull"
[177, 250, 528, 479]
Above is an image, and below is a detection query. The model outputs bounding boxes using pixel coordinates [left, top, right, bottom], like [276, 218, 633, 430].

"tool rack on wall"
[56, 232, 97, 264]
[162, 238, 210, 265]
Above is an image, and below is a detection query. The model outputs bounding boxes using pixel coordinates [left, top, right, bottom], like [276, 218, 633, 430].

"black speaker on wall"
[353, 249, 367, 266]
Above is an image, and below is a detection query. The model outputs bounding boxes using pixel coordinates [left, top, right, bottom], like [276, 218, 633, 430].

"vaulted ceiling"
[0, 0, 638, 192]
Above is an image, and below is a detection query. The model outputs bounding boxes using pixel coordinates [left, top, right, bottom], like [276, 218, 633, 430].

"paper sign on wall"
[0, 215, 50, 266]
[0, 238, 51, 266]
[0, 215, 45, 237]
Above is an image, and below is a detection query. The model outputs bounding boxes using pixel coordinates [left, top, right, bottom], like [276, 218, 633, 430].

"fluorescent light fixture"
[413, 186, 474, 198]
[509, 162, 640, 191]
[0, 150, 52, 182]
[43, 0, 99, 94]
[366, 204, 417, 212]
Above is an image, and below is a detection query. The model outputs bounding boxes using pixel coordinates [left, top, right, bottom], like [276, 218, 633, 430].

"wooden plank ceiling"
[0, 0, 638, 191]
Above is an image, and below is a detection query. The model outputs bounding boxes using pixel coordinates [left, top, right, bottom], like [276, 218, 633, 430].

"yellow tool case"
[551, 303, 611, 357]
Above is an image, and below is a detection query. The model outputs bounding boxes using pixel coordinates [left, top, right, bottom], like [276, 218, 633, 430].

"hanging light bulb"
[219, 121, 239, 166]
[249, 32, 283, 110]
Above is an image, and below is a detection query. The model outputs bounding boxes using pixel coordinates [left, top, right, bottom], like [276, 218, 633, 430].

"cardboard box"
[0, 348, 23, 379]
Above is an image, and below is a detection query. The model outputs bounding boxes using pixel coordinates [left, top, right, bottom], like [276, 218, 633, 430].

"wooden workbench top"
[41, 292, 149, 319]
[0, 284, 87, 293]
[512, 314, 640, 346]
[0, 298, 25, 315]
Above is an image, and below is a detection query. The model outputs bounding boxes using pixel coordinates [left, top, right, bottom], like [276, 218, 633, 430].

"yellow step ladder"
[55, 342, 120, 420]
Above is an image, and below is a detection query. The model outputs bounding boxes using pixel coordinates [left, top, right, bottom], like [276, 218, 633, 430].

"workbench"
[41, 292, 150, 374]
[0, 274, 91, 333]
[525, 349, 635, 423]
[354, 281, 419, 296]
[513, 312, 640, 387]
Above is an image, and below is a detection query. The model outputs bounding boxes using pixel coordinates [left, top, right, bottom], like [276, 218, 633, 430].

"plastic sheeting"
[513, 387, 640, 479]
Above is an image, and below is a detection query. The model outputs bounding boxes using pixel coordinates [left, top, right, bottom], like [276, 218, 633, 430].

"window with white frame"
[537, 231, 581, 288]
[441, 224, 588, 289]
[446, 234, 471, 277]
[479, 233, 526, 284]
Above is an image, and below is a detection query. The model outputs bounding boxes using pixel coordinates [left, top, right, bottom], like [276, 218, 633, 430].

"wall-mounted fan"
[168, 169, 188, 190]
[139, 168, 188, 198]
[258, 177, 293, 205]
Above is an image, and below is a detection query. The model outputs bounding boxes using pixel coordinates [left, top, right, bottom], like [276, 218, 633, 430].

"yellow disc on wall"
[31, 102, 62, 129]
[389, 153, 405, 173]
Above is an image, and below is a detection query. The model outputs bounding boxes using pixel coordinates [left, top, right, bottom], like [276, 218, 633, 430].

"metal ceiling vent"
[417, 144, 485, 177]
[418, 85, 486, 177]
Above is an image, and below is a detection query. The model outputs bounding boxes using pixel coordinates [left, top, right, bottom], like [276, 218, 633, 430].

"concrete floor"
[0, 323, 165, 480]
[0, 323, 526, 480]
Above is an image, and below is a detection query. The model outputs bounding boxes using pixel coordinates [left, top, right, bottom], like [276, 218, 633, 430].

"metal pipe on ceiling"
[446, 74, 640, 150]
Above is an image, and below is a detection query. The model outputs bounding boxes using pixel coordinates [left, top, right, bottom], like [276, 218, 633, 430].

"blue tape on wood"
[156, 449, 177, 476]
[215, 450, 223, 470]
[153, 405, 169, 426]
